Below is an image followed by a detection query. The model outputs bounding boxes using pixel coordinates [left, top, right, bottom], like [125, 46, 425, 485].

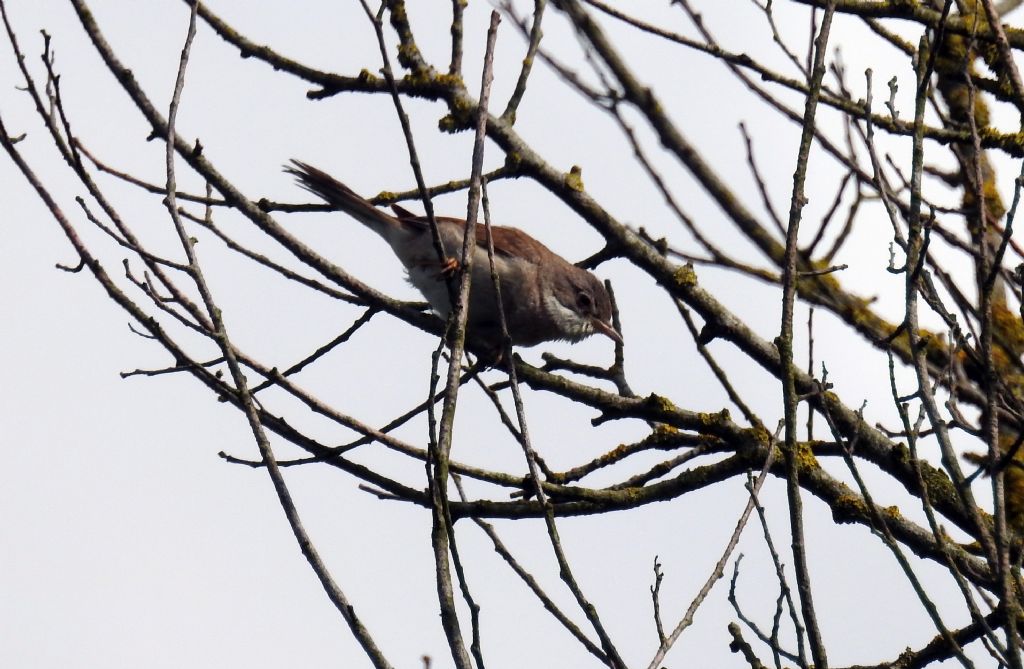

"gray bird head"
[543, 264, 622, 344]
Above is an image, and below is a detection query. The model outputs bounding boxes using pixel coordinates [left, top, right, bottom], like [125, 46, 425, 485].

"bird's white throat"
[542, 292, 593, 342]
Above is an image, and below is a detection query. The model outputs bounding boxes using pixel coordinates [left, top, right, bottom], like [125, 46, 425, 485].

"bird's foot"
[437, 256, 460, 280]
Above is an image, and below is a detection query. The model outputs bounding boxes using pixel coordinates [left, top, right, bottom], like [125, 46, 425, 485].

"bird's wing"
[390, 204, 552, 265]
[480, 225, 550, 265]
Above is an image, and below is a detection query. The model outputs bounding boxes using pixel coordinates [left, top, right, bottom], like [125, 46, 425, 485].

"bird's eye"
[576, 290, 593, 311]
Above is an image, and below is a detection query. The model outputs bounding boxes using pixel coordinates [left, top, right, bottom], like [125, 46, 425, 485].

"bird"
[286, 160, 622, 355]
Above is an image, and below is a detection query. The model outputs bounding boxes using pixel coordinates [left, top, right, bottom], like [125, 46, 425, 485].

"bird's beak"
[591, 317, 623, 345]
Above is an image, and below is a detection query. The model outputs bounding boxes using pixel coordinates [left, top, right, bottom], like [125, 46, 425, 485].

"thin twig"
[645, 429, 780, 669]
[776, 6, 836, 667]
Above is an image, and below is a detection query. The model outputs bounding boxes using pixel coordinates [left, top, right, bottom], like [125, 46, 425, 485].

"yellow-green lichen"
[918, 464, 952, 495]
[673, 263, 697, 287]
[357, 68, 379, 85]
[564, 165, 584, 192]
[396, 43, 418, 66]
[433, 72, 464, 89]
[977, 126, 1022, 153]
[697, 408, 731, 427]
[883, 505, 902, 521]
[832, 493, 867, 523]
[438, 114, 462, 134]
[645, 393, 678, 414]
[795, 440, 820, 469]
[437, 94, 475, 134]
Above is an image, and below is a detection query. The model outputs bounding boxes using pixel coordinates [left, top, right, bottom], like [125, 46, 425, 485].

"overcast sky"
[2, 2, 1014, 667]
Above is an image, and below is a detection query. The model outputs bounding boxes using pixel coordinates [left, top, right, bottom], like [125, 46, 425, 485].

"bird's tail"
[286, 160, 398, 237]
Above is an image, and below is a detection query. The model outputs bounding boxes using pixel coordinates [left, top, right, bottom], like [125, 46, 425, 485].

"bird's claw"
[437, 256, 460, 280]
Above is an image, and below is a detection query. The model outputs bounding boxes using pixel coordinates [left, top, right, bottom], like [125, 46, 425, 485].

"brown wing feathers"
[482, 225, 550, 265]
[390, 204, 551, 265]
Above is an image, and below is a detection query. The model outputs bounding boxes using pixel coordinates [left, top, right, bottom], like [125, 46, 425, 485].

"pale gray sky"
[1, 2, 1007, 667]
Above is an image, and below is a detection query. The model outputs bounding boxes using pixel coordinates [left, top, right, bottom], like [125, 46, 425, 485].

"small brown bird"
[287, 161, 622, 352]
